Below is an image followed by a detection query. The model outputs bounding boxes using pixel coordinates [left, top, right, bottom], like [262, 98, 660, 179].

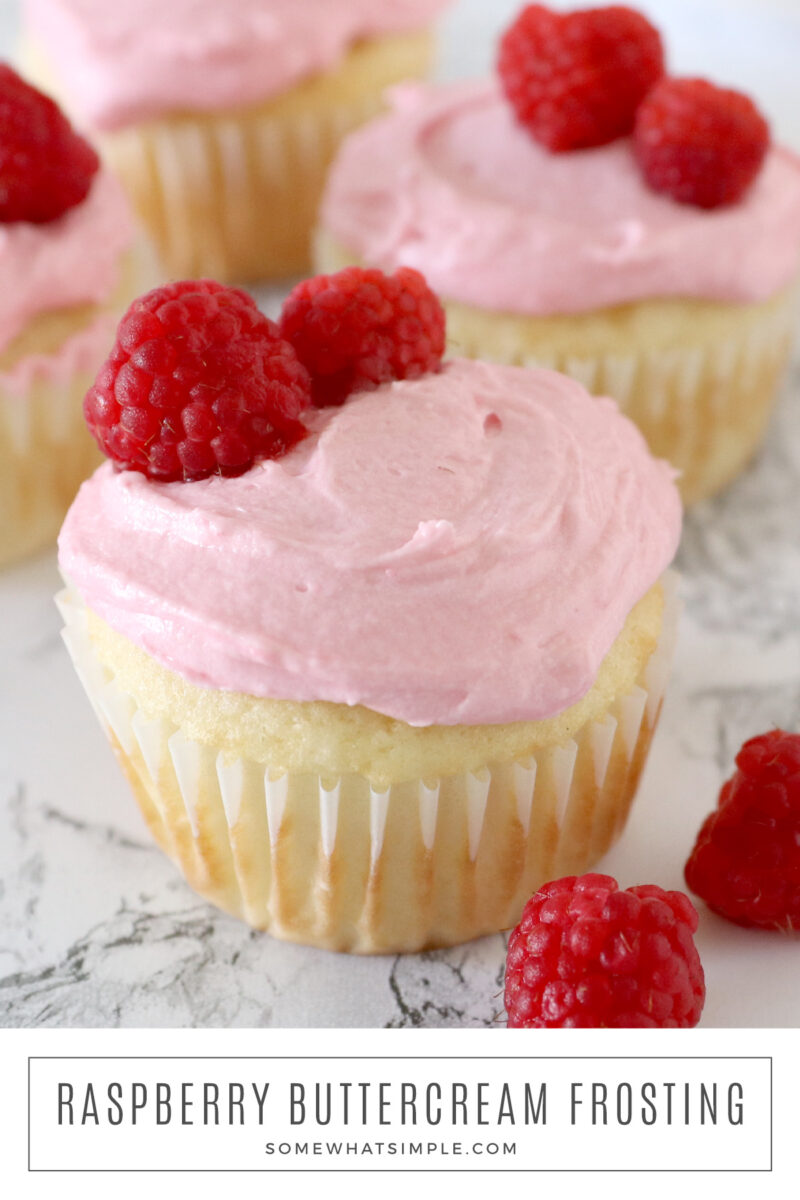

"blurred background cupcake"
[316, 3, 800, 504]
[0, 63, 149, 568]
[57, 274, 681, 953]
[20, 0, 454, 283]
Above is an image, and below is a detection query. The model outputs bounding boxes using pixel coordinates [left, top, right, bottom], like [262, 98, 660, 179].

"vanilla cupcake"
[0, 64, 150, 568]
[56, 273, 681, 954]
[316, 6, 800, 505]
[21, 0, 453, 282]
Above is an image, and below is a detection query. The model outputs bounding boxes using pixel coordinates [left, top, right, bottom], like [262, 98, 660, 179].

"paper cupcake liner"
[0, 316, 114, 567]
[314, 232, 798, 506]
[92, 31, 434, 283]
[57, 575, 679, 954]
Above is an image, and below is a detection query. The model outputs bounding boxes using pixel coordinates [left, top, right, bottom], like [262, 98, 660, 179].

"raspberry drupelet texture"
[0, 63, 99, 224]
[279, 266, 446, 408]
[634, 77, 770, 208]
[504, 874, 705, 1028]
[685, 730, 800, 930]
[497, 4, 665, 152]
[84, 280, 312, 482]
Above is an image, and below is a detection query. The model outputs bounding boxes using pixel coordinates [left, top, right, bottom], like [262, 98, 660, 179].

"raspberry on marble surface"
[685, 729, 800, 930]
[505, 873, 705, 1028]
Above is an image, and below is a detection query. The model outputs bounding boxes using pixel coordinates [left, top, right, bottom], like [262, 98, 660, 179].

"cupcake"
[316, 4, 800, 505]
[0, 64, 148, 568]
[21, 0, 453, 282]
[57, 272, 681, 954]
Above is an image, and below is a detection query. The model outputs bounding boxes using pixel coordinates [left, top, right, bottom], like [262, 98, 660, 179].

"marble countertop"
[2, 0, 800, 1029]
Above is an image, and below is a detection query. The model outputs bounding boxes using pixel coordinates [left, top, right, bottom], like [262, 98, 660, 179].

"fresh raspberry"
[685, 730, 800, 930]
[279, 266, 446, 408]
[497, 5, 664, 152]
[0, 64, 99, 224]
[634, 77, 770, 208]
[504, 874, 705, 1028]
[84, 280, 311, 481]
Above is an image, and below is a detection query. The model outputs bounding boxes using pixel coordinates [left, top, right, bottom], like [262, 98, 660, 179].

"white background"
[2, 1025, 796, 1196]
[27, 1050, 771, 1171]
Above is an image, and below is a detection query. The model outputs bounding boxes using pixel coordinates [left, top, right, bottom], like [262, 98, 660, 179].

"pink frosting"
[23, 0, 453, 131]
[0, 168, 134, 355]
[58, 359, 681, 727]
[321, 82, 800, 314]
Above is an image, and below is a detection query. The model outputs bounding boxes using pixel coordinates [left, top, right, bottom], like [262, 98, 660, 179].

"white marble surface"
[2, 0, 800, 1028]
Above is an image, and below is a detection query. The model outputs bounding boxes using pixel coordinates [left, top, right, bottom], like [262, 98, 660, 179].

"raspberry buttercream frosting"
[321, 82, 800, 315]
[59, 359, 681, 727]
[23, 0, 454, 131]
[0, 168, 133, 354]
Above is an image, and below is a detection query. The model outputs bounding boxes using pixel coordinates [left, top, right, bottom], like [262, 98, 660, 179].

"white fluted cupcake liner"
[57, 575, 679, 953]
[0, 315, 115, 567]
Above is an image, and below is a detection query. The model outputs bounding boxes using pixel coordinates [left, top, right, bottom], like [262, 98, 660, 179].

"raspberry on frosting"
[0, 63, 99, 224]
[505, 874, 706, 1028]
[634, 77, 770, 209]
[84, 280, 312, 481]
[685, 730, 800, 930]
[279, 266, 446, 408]
[63, 359, 682, 726]
[497, 4, 665, 152]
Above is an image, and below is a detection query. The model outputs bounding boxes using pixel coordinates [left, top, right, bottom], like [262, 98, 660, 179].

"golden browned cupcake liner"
[57, 574, 679, 954]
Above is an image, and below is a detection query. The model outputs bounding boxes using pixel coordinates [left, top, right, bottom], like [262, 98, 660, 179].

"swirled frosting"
[321, 82, 800, 314]
[0, 169, 134, 354]
[23, 0, 453, 131]
[59, 359, 681, 726]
